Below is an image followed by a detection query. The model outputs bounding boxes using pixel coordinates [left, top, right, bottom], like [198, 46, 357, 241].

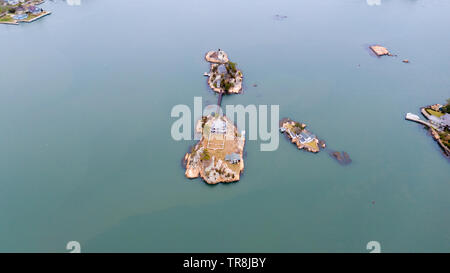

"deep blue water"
[0, 0, 449, 252]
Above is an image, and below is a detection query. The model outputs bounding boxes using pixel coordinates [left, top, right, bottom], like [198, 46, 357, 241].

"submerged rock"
[330, 151, 352, 165]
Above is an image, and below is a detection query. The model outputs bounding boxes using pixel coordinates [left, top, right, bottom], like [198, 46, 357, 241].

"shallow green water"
[0, 0, 449, 252]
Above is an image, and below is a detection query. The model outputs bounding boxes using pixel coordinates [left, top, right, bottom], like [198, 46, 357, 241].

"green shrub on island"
[227, 62, 237, 74]
[221, 81, 234, 92]
[441, 99, 450, 113]
[200, 149, 210, 161]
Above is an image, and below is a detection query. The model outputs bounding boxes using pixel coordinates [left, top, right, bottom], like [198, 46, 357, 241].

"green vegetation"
[201, 116, 207, 128]
[441, 99, 450, 114]
[208, 59, 241, 93]
[0, 16, 11, 22]
[292, 127, 302, 135]
[0, 4, 18, 14]
[226, 61, 237, 75]
[221, 80, 234, 93]
[438, 131, 450, 148]
[438, 127, 450, 148]
[190, 145, 199, 155]
[426, 108, 445, 117]
[292, 122, 305, 134]
[200, 149, 210, 161]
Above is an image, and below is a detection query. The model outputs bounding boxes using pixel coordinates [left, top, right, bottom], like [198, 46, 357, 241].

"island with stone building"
[0, 0, 50, 25]
[204, 49, 243, 94]
[184, 114, 246, 184]
[279, 118, 325, 153]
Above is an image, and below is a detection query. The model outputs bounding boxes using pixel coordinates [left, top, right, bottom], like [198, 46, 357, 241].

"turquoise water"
[0, 0, 449, 252]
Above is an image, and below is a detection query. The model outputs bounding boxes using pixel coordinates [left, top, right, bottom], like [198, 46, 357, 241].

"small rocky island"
[279, 118, 325, 153]
[0, 0, 50, 25]
[184, 115, 246, 184]
[369, 45, 392, 57]
[205, 49, 243, 94]
[406, 99, 450, 157]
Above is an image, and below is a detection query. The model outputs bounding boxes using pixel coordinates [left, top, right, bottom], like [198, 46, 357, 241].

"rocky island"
[369, 45, 392, 57]
[279, 118, 325, 153]
[184, 115, 246, 184]
[0, 0, 50, 25]
[406, 100, 450, 157]
[205, 49, 243, 94]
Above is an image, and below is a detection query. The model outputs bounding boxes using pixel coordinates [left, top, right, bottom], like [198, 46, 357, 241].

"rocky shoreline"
[279, 118, 325, 153]
[420, 103, 450, 157]
[205, 49, 243, 94]
[184, 115, 245, 184]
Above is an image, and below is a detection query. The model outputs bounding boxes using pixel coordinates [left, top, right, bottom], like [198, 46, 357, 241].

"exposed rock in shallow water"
[319, 140, 326, 149]
[330, 151, 352, 165]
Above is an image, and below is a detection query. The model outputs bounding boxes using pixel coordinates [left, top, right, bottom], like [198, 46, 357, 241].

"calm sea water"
[0, 0, 449, 252]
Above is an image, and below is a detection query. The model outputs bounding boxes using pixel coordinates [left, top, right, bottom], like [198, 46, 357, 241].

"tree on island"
[227, 62, 237, 74]
[442, 98, 450, 113]
[221, 81, 234, 93]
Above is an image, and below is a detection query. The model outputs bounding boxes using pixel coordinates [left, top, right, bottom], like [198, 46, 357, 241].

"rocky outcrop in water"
[330, 151, 352, 165]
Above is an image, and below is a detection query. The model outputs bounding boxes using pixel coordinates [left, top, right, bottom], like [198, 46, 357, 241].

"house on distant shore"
[225, 153, 241, 164]
[27, 5, 43, 15]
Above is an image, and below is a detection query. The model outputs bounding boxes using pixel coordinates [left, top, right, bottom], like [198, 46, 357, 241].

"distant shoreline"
[0, 0, 50, 25]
